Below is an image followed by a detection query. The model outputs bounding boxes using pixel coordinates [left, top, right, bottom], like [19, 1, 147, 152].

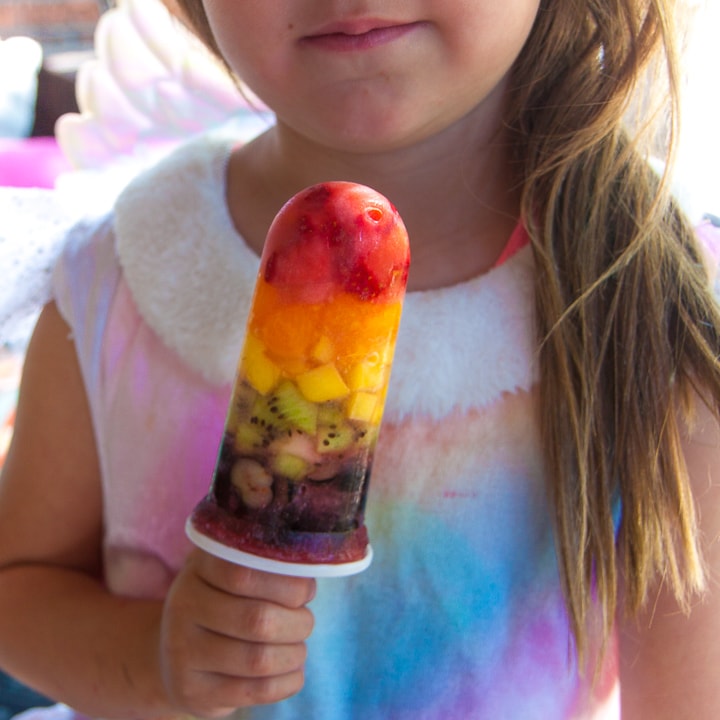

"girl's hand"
[159, 549, 316, 717]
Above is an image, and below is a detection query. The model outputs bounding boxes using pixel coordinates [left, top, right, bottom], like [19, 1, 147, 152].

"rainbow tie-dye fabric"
[32, 136, 619, 719]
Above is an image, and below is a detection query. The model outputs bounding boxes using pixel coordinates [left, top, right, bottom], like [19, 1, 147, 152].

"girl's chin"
[279, 118, 443, 157]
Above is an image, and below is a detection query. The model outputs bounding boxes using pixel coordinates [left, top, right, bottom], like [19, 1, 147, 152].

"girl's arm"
[619, 399, 720, 719]
[0, 303, 315, 718]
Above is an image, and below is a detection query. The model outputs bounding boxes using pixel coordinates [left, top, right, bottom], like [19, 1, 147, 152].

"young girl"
[1, 0, 720, 718]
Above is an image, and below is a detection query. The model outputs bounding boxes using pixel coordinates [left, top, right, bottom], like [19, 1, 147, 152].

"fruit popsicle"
[187, 182, 410, 577]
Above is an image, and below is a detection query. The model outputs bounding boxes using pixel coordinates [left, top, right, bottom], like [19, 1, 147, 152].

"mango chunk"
[311, 335, 335, 364]
[347, 352, 388, 392]
[242, 335, 281, 394]
[296, 363, 350, 403]
[346, 391, 378, 423]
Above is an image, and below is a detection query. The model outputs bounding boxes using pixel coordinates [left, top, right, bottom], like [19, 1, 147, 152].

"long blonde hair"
[508, 0, 720, 661]
[174, 0, 720, 662]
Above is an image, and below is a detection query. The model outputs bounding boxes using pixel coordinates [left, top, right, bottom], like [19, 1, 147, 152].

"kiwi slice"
[316, 403, 355, 454]
[226, 381, 260, 435]
[250, 380, 318, 437]
[234, 421, 267, 453]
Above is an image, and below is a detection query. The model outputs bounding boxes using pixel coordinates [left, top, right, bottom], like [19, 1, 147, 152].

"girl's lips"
[300, 21, 424, 52]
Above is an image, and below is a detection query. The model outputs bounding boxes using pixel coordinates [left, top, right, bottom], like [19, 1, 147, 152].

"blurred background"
[0, 0, 110, 53]
[0, 0, 109, 137]
[0, 0, 112, 191]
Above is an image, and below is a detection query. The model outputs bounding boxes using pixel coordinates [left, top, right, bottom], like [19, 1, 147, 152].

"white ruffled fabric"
[0, 188, 95, 348]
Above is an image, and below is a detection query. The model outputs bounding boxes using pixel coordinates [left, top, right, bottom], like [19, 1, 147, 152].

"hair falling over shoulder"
[172, 0, 720, 666]
[507, 0, 720, 664]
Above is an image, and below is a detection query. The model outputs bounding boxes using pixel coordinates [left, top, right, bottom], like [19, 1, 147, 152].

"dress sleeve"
[50, 213, 121, 395]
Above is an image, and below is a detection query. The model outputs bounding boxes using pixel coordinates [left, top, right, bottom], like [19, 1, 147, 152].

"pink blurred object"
[0, 137, 73, 188]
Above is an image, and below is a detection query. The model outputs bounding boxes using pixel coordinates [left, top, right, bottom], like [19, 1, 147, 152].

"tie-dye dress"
[36, 135, 624, 719]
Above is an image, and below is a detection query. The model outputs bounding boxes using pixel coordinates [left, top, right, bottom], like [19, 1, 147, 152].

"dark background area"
[0, 0, 109, 136]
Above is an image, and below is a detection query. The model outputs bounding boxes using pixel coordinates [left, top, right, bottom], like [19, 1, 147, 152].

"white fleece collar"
[114, 135, 258, 386]
[392, 247, 536, 420]
[113, 135, 537, 418]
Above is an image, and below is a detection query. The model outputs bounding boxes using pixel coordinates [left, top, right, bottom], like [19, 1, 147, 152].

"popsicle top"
[261, 182, 410, 304]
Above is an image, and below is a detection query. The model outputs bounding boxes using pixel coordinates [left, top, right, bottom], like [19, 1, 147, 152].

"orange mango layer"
[248, 281, 401, 374]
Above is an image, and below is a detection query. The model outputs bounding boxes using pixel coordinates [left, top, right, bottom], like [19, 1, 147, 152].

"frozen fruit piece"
[271, 453, 311, 482]
[324, 295, 401, 364]
[296, 364, 350, 403]
[231, 459, 273, 509]
[242, 335, 281, 395]
[317, 423, 355, 454]
[255, 302, 322, 362]
[234, 422, 266, 453]
[247, 382, 319, 445]
[346, 391, 378, 423]
[316, 404, 355, 454]
[262, 182, 409, 303]
[263, 219, 336, 304]
[269, 430, 320, 463]
[329, 186, 409, 302]
[311, 335, 335, 364]
[347, 352, 387, 392]
[225, 382, 260, 435]
[266, 381, 318, 435]
[356, 423, 379, 449]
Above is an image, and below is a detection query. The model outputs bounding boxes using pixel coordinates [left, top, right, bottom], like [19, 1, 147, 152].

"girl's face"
[202, 0, 541, 153]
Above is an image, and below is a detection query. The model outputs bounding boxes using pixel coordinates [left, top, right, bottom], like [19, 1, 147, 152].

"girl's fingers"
[170, 667, 307, 717]
[191, 586, 316, 645]
[176, 558, 315, 644]
[188, 628, 309, 678]
[191, 549, 317, 609]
